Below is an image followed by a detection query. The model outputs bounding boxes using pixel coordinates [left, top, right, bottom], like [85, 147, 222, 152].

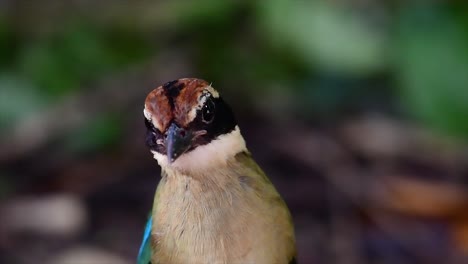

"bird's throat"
[151, 126, 246, 174]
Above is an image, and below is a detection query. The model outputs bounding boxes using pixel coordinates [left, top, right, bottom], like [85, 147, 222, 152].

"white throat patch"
[151, 126, 246, 173]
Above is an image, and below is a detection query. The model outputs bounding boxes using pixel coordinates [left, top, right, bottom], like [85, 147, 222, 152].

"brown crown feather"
[145, 78, 211, 132]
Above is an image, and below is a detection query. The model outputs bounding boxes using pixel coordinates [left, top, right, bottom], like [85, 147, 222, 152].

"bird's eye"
[202, 98, 215, 123]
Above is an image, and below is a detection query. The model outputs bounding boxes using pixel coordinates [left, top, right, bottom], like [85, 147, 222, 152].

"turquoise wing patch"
[137, 215, 153, 264]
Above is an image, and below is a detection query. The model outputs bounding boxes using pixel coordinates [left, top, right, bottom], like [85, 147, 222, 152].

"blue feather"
[137, 215, 153, 264]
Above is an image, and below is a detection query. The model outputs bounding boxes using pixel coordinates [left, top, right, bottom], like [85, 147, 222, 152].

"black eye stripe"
[201, 97, 215, 123]
[144, 118, 159, 133]
[144, 95, 237, 155]
[186, 97, 236, 149]
[145, 118, 165, 153]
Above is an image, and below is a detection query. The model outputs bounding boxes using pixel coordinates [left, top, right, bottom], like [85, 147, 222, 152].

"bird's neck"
[152, 152, 295, 263]
[152, 152, 264, 263]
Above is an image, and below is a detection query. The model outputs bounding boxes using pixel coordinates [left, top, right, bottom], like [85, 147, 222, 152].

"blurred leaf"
[258, 0, 386, 75]
[105, 30, 153, 66]
[170, 0, 241, 27]
[395, 7, 468, 138]
[0, 18, 17, 68]
[18, 41, 78, 97]
[0, 75, 46, 130]
[17, 23, 151, 99]
[63, 114, 122, 154]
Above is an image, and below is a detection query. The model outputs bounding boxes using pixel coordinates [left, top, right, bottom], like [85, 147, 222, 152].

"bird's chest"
[151, 176, 258, 264]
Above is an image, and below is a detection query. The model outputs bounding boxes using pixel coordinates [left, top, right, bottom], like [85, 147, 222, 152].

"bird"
[137, 78, 296, 264]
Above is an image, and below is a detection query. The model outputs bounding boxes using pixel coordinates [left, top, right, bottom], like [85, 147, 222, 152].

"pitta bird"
[137, 78, 296, 264]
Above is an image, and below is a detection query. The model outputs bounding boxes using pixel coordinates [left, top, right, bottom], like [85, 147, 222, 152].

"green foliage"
[167, 0, 242, 28]
[258, 0, 387, 75]
[395, 6, 468, 138]
[16, 23, 152, 99]
[0, 19, 17, 68]
[0, 75, 46, 130]
[3, 0, 468, 147]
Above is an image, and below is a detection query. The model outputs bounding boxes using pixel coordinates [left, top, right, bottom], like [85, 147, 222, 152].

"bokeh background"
[1, 1, 468, 264]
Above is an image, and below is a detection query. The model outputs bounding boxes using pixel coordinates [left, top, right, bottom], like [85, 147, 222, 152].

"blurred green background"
[1, 1, 468, 263]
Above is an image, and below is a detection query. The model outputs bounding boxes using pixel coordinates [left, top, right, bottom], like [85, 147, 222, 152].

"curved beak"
[165, 123, 194, 163]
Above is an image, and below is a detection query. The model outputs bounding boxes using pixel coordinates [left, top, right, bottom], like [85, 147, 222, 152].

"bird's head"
[144, 78, 246, 172]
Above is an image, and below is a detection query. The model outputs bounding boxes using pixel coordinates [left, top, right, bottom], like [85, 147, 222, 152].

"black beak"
[165, 123, 194, 163]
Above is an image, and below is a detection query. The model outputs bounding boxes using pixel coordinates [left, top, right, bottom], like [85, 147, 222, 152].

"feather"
[141, 79, 296, 263]
[149, 151, 296, 263]
[137, 215, 153, 264]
